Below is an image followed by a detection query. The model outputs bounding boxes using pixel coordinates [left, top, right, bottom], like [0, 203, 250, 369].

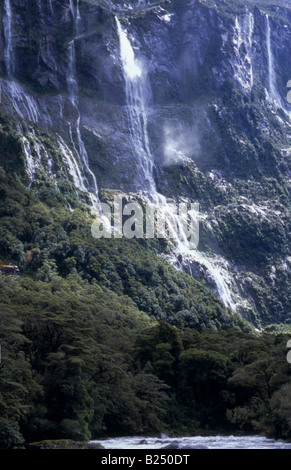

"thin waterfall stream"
[3, 0, 13, 77]
[2, 0, 100, 207]
[66, 6, 99, 207]
[266, 14, 282, 106]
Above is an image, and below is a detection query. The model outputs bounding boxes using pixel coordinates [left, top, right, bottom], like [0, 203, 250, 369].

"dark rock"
[161, 441, 181, 449]
[138, 439, 148, 445]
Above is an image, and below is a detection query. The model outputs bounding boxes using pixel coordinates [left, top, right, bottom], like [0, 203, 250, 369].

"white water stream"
[2, 0, 99, 207]
[48, 0, 53, 14]
[116, 17, 238, 312]
[90, 434, 291, 449]
[3, 0, 13, 77]
[116, 17, 156, 194]
[266, 14, 283, 107]
[66, 6, 99, 207]
[233, 13, 254, 90]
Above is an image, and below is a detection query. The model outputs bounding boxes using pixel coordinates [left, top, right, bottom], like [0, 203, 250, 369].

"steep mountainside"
[0, 0, 290, 327]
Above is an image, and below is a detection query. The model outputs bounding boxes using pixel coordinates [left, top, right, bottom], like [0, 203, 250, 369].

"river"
[90, 435, 291, 450]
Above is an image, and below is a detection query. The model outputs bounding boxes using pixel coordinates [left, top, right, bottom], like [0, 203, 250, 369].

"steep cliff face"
[0, 0, 290, 326]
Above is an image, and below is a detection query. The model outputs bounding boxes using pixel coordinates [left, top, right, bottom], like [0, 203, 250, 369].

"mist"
[162, 121, 201, 166]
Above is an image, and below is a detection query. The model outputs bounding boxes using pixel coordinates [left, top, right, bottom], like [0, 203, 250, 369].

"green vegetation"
[0, 169, 245, 330]
[0, 169, 290, 448]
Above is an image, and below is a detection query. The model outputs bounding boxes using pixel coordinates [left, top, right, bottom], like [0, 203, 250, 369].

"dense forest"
[0, 170, 291, 448]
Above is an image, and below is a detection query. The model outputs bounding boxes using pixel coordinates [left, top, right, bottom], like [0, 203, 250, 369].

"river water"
[90, 435, 291, 450]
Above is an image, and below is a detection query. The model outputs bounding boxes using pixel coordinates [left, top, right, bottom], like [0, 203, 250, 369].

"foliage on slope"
[0, 169, 290, 447]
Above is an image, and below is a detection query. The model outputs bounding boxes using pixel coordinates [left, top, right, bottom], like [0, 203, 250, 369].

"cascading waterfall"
[3, 0, 13, 77]
[66, 10, 99, 207]
[30, 133, 44, 171]
[2, 0, 53, 186]
[21, 124, 87, 195]
[1, 0, 98, 205]
[69, 0, 75, 20]
[39, 140, 54, 177]
[187, 254, 237, 311]
[22, 125, 88, 193]
[116, 17, 156, 194]
[22, 137, 36, 184]
[246, 12, 254, 88]
[235, 16, 243, 49]
[266, 14, 282, 107]
[48, 0, 53, 14]
[67, 40, 79, 108]
[21, 129, 48, 186]
[2, 1, 45, 186]
[76, 0, 81, 29]
[4, 80, 40, 122]
[116, 17, 238, 312]
[2, 0, 42, 125]
[58, 135, 87, 192]
[233, 13, 254, 90]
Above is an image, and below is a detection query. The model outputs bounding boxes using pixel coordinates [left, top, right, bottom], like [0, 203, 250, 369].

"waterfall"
[1, 0, 99, 207]
[266, 14, 282, 106]
[235, 17, 243, 49]
[69, 0, 75, 21]
[21, 130, 47, 186]
[31, 134, 44, 170]
[76, 0, 81, 31]
[19, 125, 88, 193]
[48, 0, 53, 14]
[58, 135, 87, 192]
[116, 17, 156, 194]
[67, 41, 79, 107]
[233, 13, 254, 90]
[247, 12, 254, 88]
[187, 253, 237, 312]
[22, 137, 36, 184]
[115, 17, 238, 313]
[2, 2, 41, 125]
[4, 80, 40, 122]
[66, 35, 99, 206]
[3, 0, 13, 77]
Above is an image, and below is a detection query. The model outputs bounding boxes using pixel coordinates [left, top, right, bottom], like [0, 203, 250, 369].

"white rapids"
[90, 434, 291, 450]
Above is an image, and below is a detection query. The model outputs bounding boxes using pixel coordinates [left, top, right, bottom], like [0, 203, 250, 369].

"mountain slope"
[0, 0, 290, 327]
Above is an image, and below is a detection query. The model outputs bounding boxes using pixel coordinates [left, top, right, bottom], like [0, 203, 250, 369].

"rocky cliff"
[0, 0, 290, 327]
